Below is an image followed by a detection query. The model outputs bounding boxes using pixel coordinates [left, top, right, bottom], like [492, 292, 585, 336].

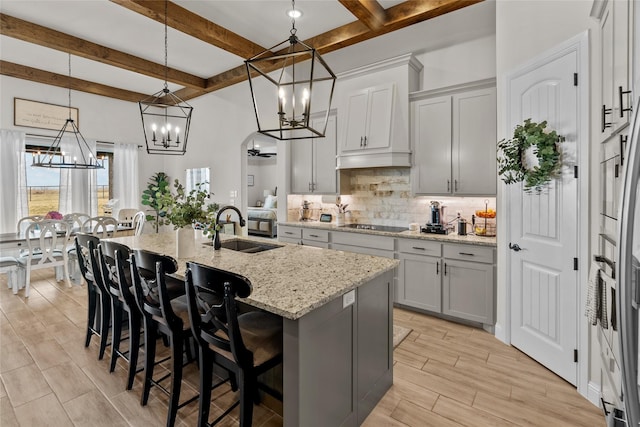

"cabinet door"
[442, 259, 494, 324]
[342, 90, 369, 152]
[313, 115, 337, 193]
[613, 0, 631, 131]
[452, 87, 497, 195]
[411, 95, 452, 194]
[364, 83, 394, 150]
[397, 252, 441, 312]
[290, 138, 313, 193]
[601, 3, 615, 140]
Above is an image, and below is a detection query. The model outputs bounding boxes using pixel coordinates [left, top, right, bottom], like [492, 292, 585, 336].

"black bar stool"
[129, 249, 197, 427]
[185, 261, 283, 427]
[74, 233, 111, 359]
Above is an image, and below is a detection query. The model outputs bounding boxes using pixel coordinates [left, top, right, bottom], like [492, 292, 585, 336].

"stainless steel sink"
[203, 238, 283, 253]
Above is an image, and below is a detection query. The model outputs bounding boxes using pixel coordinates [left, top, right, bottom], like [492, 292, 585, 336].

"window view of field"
[26, 153, 110, 216]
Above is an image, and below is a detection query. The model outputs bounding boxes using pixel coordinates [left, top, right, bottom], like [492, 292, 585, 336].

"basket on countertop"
[474, 208, 496, 237]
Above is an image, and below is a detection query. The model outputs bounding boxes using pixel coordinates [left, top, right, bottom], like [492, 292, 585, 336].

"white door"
[507, 50, 579, 385]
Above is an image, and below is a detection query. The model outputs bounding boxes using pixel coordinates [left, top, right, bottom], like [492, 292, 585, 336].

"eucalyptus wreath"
[497, 119, 564, 192]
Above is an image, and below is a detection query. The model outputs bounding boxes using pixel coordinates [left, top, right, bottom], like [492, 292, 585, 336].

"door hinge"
[573, 258, 578, 270]
[574, 165, 578, 178]
[574, 349, 578, 363]
[573, 73, 578, 86]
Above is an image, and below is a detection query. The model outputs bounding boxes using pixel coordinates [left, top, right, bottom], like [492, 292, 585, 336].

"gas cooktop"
[339, 224, 409, 233]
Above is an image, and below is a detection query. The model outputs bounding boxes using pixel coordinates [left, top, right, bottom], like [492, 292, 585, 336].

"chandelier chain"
[67, 52, 72, 119]
[290, 0, 297, 35]
[164, 0, 168, 90]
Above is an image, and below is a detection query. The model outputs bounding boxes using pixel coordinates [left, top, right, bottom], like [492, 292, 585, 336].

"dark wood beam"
[0, 60, 148, 103]
[110, 0, 268, 59]
[0, 13, 206, 90]
[338, 0, 387, 30]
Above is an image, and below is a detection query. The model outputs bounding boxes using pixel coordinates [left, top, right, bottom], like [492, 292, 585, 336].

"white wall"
[495, 0, 599, 401]
[416, 35, 496, 92]
[247, 156, 277, 206]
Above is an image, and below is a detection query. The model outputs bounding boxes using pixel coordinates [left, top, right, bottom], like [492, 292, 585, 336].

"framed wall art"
[14, 98, 79, 131]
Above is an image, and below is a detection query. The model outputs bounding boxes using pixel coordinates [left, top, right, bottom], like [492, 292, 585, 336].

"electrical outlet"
[342, 290, 355, 308]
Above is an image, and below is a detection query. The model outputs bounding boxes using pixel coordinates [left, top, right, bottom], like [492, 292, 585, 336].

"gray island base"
[107, 233, 398, 427]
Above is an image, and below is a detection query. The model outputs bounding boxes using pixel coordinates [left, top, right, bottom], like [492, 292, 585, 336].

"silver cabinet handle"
[444, 262, 447, 276]
[364, 136, 368, 146]
[436, 261, 439, 275]
[412, 246, 426, 250]
[459, 252, 474, 256]
[454, 180, 458, 192]
[619, 86, 632, 117]
[360, 136, 364, 147]
[447, 179, 450, 192]
[285, 231, 294, 235]
[310, 234, 319, 238]
[602, 104, 613, 132]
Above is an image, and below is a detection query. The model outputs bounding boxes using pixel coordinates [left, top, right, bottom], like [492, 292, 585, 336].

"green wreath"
[497, 119, 564, 192]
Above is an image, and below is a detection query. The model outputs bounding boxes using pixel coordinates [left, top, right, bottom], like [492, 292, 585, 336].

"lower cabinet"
[397, 238, 495, 326]
[279, 225, 496, 326]
[442, 259, 494, 324]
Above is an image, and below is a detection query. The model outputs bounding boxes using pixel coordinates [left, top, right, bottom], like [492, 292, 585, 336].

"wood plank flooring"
[1, 270, 605, 426]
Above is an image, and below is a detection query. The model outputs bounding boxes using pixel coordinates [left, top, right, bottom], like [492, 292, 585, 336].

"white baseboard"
[494, 322, 508, 344]
[587, 381, 601, 407]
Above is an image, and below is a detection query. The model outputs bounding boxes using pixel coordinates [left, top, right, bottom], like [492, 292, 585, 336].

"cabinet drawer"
[331, 243, 393, 259]
[397, 238, 441, 256]
[278, 226, 302, 239]
[302, 228, 329, 242]
[443, 243, 494, 263]
[332, 231, 394, 251]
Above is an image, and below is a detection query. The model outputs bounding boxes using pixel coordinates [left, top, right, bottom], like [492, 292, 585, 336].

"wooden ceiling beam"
[110, 0, 269, 59]
[338, 0, 387, 30]
[0, 13, 206, 90]
[176, 0, 482, 101]
[0, 60, 148, 103]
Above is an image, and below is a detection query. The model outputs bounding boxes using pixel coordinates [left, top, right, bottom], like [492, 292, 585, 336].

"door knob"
[509, 243, 522, 252]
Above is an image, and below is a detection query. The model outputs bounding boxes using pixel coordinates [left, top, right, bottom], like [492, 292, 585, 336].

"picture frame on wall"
[247, 175, 254, 186]
[14, 98, 79, 131]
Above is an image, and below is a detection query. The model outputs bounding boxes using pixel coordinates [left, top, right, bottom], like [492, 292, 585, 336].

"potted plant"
[156, 179, 219, 257]
[141, 172, 171, 233]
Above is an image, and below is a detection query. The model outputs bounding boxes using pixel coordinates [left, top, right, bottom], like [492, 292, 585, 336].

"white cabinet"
[442, 259, 494, 325]
[411, 82, 497, 196]
[278, 225, 302, 245]
[331, 231, 395, 258]
[302, 228, 330, 249]
[342, 84, 394, 153]
[290, 113, 337, 194]
[593, 0, 633, 140]
[336, 54, 422, 169]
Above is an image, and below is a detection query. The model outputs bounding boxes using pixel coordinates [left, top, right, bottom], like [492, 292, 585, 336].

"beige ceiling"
[0, 0, 491, 103]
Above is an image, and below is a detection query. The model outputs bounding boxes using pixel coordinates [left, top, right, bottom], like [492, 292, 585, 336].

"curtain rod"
[26, 132, 143, 149]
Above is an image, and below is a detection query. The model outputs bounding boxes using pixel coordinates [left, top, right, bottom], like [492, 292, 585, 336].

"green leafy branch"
[497, 119, 564, 192]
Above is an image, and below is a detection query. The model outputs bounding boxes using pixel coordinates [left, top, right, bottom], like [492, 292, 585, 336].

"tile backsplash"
[287, 168, 496, 227]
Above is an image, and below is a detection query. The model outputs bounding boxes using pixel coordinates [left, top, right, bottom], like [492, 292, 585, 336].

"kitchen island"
[107, 232, 398, 427]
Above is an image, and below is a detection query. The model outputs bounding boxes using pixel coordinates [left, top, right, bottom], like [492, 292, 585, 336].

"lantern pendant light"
[138, 0, 192, 155]
[33, 53, 103, 169]
[245, 0, 336, 141]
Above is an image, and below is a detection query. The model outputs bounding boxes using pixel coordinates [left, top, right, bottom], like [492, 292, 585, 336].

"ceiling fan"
[248, 141, 277, 158]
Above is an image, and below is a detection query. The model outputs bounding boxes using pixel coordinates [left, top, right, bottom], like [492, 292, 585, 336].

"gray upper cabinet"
[290, 113, 337, 194]
[341, 83, 394, 152]
[411, 81, 497, 196]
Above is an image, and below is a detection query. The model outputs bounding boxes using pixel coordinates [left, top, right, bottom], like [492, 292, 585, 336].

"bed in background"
[247, 195, 277, 238]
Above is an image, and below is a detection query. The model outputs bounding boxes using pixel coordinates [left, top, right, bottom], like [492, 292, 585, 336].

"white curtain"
[0, 129, 28, 233]
[59, 136, 98, 216]
[113, 143, 139, 218]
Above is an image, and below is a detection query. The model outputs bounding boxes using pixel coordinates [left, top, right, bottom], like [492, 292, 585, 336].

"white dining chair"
[63, 212, 90, 282]
[133, 211, 146, 236]
[117, 208, 138, 227]
[16, 215, 45, 233]
[17, 220, 72, 297]
[81, 216, 119, 238]
[0, 256, 22, 294]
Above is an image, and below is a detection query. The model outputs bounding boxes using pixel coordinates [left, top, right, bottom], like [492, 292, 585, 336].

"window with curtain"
[112, 142, 139, 218]
[0, 129, 28, 234]
[25, 149, 111, 216]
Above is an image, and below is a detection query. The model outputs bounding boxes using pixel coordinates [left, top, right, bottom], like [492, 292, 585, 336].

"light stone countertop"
[107, 233, 398, 320]
[279, 221, 497, 247]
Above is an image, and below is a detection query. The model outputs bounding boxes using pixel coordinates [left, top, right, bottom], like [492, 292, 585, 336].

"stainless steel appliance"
[617, 97, 640, 427]
[300, 200, 312, 221]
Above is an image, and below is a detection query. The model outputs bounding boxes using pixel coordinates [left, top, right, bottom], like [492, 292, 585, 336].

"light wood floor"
[1, 270, 605, 426]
